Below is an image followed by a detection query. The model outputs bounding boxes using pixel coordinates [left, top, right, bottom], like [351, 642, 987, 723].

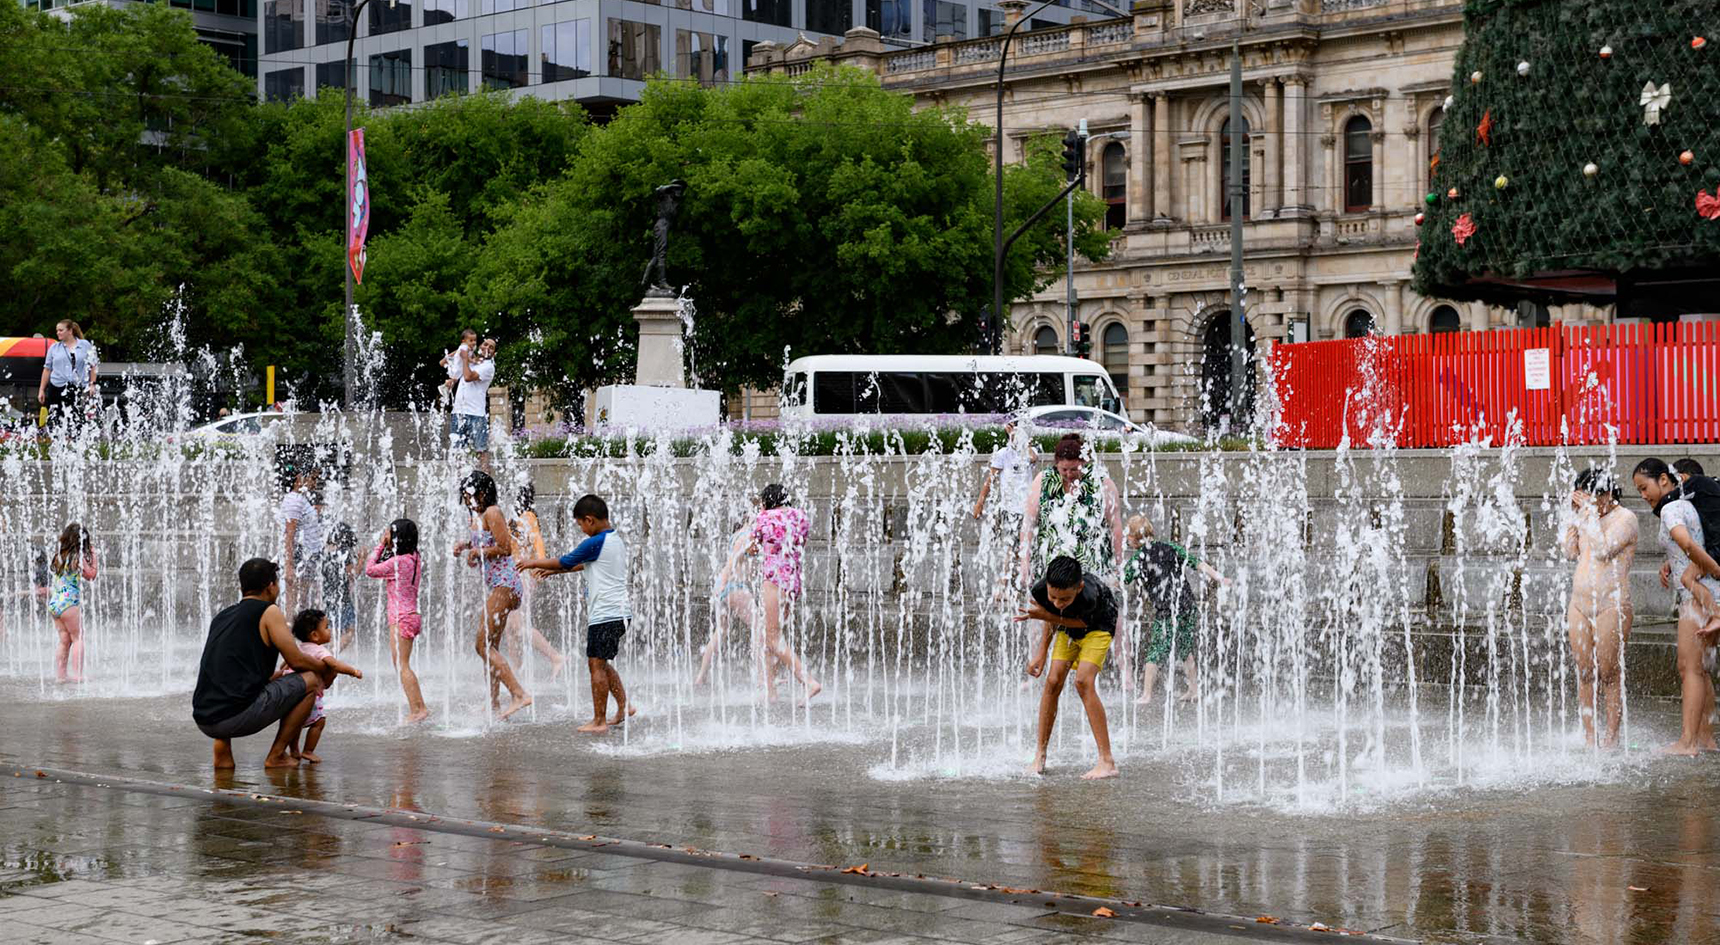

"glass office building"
[254, 0, 1093, 111]
[23, 0, 261, 77]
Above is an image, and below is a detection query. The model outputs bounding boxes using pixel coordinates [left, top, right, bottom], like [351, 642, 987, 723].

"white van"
[779, 355, 1122, 421]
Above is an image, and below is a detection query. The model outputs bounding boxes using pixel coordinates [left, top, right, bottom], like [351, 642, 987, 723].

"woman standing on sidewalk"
[36, 321, 97, 436]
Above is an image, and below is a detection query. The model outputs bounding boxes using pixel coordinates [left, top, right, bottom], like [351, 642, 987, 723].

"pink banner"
[347, 128, 369, 284]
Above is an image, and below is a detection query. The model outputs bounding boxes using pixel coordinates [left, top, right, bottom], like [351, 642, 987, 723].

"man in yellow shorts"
[1018, 555, 1119, 779]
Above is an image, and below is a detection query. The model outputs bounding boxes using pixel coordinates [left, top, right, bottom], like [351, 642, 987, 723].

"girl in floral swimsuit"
[453, 470, 532, 721]
[47, 523, 97, 684]
[751, 484, 820, 704]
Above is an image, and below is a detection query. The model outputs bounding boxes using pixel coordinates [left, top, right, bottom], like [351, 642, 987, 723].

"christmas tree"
[1411, 0, 1720, 313]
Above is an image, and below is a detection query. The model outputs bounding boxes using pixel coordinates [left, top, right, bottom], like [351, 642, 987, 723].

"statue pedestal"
[632, 293, 685, 388]
[589, 292, 720, 431]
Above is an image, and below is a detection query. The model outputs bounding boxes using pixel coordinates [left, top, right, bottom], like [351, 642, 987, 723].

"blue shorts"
[451, 413, 489, 452]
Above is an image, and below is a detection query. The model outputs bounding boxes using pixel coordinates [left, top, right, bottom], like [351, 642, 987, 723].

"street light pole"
[992, 0, 1128, 356]
[343, 0, 392, 408]
[1226, 40, 1247, 429]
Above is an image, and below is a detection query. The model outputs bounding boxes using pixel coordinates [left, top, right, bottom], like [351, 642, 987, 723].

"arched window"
[1201, 311, 1256, 429]
[1344, 309, 1376, 338]
[1221, 116, 1250, 221]
[1033, 325, 1060, 354]
[1344, 115, 1372, 213]
[1101, 142, 1127, 230]
[1101, 322, 1129, 397]
[1429, 304, 1461, 334]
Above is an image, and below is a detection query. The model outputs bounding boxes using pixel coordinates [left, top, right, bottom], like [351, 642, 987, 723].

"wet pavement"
[4, 686, 1720, 944]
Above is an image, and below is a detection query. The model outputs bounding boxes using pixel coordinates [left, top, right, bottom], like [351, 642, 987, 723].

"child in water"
[1121, 515, 1229, 706]
[507, 484, 566, 680]
[48, 524, 98, 684]
[277, 608, 363, 762]
[322, 523, 360, 652]
[366, 519, 429, 723]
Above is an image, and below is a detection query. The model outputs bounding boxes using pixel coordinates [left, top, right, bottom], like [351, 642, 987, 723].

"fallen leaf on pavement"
[1256, 916, 1279, 924]
[840, 864, 870, 875]
[1628, 886, 1648, 892]
[1092, 907, 1116, 918]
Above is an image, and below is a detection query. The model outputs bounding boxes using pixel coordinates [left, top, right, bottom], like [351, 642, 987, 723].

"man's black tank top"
[191, 598, 278, 725]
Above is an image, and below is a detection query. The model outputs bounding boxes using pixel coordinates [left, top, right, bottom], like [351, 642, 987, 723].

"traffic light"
[1072, 321, 1091, 357]
[1061, 129, 1085, 183]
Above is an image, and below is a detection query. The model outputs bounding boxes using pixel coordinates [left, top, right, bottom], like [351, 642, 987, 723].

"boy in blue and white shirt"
[520, 493, 633, 734]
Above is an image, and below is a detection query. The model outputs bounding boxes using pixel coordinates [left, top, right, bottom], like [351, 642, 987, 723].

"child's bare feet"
[1133, 692, 1157, 706]
[1659, 741, 1702, 756]
[1178, 690, 1199, 705]
[263, 750, 299, 768]
[796, 681, 823, 707]
[405, 708, 431, 724]
[606, 704, 637, 725]
[550, 657, 567, 681]
[1028, 754, 1047, 776]
[300, 751, 322, 764]
[498, 695, 533, 721]
[576, 719, 609, 734]
[212, 740, 236, 770]
[1082, 759, 1120, 780]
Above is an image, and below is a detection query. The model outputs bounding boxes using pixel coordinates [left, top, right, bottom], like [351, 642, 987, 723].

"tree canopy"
[0, 2, 1109, 409]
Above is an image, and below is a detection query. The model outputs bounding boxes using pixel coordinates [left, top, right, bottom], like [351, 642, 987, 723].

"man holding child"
[192, 558, 333, 769]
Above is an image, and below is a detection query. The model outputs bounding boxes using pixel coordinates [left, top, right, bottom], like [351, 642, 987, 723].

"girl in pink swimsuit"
[751, 484, 820, 704]
[367, 518, 429, 723]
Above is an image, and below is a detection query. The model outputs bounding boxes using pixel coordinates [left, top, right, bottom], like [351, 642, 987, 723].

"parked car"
[183, 411, 296, 439]
[1014, 405, 1197, 447]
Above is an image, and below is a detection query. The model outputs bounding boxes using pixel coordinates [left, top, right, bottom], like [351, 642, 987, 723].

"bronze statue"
[641, 179, 688, 297]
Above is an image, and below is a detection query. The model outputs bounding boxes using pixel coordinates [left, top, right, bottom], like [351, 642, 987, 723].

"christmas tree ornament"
[1583, 162, 1599, 177]
[1443, 95, 1454, 110]
[1699, 189, 1720, 220]
[1447, 187, 1460, 199]
[1494, 175, 1509, 190]
[1415, 212, 1425, 225]
[1640, 81, 1671, 125]
[1681, 150, 1695, 165]
[1476, 110, 1493, 146]
[1599, 45, 1613, 59]
[1452, 213, 1477, 246]
[1430, 154, 1440, 178]
[1693, 36, 1707, 50]
[1470, 70, 1483, 84]
[1426, 192, 1438, 205]
[1516, 61, 1530, 76]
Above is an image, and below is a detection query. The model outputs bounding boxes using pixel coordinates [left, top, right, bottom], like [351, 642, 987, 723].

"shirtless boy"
[1562, 468, 1638, 748]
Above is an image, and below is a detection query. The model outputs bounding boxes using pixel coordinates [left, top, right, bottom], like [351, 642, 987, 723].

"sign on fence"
[1523, 348, 1551, 391]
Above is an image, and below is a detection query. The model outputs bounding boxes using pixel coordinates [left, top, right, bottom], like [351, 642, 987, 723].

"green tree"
[471, 66, 1110, 399]
[244, 91, 589, 401]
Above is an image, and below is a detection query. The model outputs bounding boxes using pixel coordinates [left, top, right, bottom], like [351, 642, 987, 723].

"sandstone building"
[749, 0, 1610, 433]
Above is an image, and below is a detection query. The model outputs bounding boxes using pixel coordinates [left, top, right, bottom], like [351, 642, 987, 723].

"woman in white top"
[1632, 458, 1720, 756]
[36, 320, 98, 433]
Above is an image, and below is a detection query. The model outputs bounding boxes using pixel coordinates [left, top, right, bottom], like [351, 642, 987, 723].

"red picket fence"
[1270, 321, 1720, 448]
